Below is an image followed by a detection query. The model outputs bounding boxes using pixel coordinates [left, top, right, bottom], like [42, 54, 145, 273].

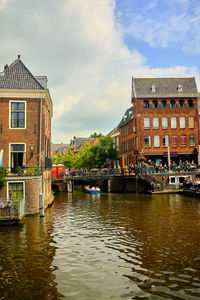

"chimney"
[4, 64, 8, 70]
[18, 55, 20, 59]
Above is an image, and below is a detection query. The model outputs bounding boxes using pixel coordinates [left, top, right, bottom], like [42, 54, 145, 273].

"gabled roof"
[0, 56, 44, 90]
[132, 77, 198, 99]
[107, 127, 120, 137]
[118, 107, 134, 128]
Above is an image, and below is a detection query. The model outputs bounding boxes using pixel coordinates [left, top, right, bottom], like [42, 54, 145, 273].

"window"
[170, 100, 176, 108]
[144, 117, 150, 129]
[188, 117, 194, 129]
[8, 182, 24, 200]
[153, 117, 159, 129]
[178, 84, 182, 92]
[180, 117, 185, 129]
[152, 100, 158, 108]
[145, 136, 151, 148]
[180, 135, 187, 147]
[171, 117, 177, 129]
[143, 100, 149, 108]
[172, 135, 178, 147]
[163, 135, 169, 147]
[10, 143, 26, 172]
[162, 117, 168, 129]
[188, 100, 194, 108]
[189, 134, 195, 146]
[161, 100, 167, 108]
[179, 100, 184, 108]
[154, 135, 160, 147]
[10, 101, 26, 128]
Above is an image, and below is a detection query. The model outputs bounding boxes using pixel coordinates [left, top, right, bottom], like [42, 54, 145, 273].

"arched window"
[179, 100, 184, 108]
[161, 100, 167, 108]
[143, 100, 149, 108]
[152, 100, 158, 108]
[170, 100, 176, 108]
[188, 100, 193, 108]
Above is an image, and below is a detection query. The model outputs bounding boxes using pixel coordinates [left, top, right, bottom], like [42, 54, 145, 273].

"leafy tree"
[90, 132, 103, 138]
[90, 136, 117, 168]
[62, 149, 76, 168]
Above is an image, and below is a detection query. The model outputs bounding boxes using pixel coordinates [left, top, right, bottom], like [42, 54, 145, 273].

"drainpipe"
[39, 98, 42, 170]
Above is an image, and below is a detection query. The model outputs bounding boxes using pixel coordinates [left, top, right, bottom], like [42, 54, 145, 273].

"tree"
[90, 136, 117, 168]
[90, 132, 103, 138]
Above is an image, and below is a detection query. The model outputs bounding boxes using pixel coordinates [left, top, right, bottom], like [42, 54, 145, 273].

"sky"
[0, 0, 200, 143]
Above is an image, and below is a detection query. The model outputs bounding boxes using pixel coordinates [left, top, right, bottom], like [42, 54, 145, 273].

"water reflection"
[0, 213, 62, 300]
[0, 191, 200, 299]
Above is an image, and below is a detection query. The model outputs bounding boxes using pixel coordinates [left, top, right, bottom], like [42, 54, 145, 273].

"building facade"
[0, 56, 53, 214]
[130, 77, 199, 165]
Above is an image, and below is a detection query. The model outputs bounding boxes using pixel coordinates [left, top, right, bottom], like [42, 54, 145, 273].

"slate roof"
[70, 137, 94, 146]
[0, 56, 44, 90]
[132, 77, 198, 98]
[118, 107, 134, 128]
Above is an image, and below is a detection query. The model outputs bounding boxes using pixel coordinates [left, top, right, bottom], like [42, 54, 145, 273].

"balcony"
[0, 198, 25, 224]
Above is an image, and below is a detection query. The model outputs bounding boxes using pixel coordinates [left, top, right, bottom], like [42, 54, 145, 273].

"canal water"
[0, 191, 200, 300]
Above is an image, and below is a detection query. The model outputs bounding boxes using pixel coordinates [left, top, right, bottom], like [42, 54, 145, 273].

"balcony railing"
[2, 166, 42, 177]
[0, 198, 25, 220]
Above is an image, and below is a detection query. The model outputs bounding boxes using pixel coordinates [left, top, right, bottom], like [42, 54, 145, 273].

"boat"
[84, 186, 100, 194]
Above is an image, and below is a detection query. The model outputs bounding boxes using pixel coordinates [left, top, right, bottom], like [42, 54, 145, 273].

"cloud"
[0, 0, 199, 143]
[121, 0, 200, 55]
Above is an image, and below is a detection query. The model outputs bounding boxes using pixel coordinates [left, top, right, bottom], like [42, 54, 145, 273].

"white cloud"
[0, 0, 199, 143]
[123, 0, 200, 55]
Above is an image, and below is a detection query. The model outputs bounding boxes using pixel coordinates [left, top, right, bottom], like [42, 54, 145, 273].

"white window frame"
[9, 143, 26, 169]
[7, 181, 25, 200]
[163, 135, 169, 147]
[144, 117, 150, 129]
[154, 135, 160, 147]
[171, 117, 177, 129]
[153, 117, 159, 129]
[188, 117, 194, 129]
[145, 136, 151, 148]
[9, 100, 27, 130]
[162, 117, 168, 129]
[189, 134, 195, 146]
[180, 117, 186, 129]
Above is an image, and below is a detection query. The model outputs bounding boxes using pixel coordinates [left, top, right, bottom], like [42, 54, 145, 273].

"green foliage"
[10, 190, 23, 208]
[90, 132, 103, 138]
[0, 167, 6, 189]
[51, 136, 117, 169]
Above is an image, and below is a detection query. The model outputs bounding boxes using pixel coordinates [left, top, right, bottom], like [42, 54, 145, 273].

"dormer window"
[152, 84, 156, 93]
[178, 84, 182, 92]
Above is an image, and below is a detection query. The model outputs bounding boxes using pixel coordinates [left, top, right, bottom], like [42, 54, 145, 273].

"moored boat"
[84, 186, 100, 194]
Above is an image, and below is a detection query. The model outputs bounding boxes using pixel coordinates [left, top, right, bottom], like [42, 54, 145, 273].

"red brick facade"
[120, 77, 199, 166]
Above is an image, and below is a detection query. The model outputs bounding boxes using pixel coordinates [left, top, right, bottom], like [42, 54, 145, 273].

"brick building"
[120, 77, 199, 166]
[0, 56, 53, 214]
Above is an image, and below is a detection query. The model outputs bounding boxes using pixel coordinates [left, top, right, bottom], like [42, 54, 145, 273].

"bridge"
[51, 168, 200, 193]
